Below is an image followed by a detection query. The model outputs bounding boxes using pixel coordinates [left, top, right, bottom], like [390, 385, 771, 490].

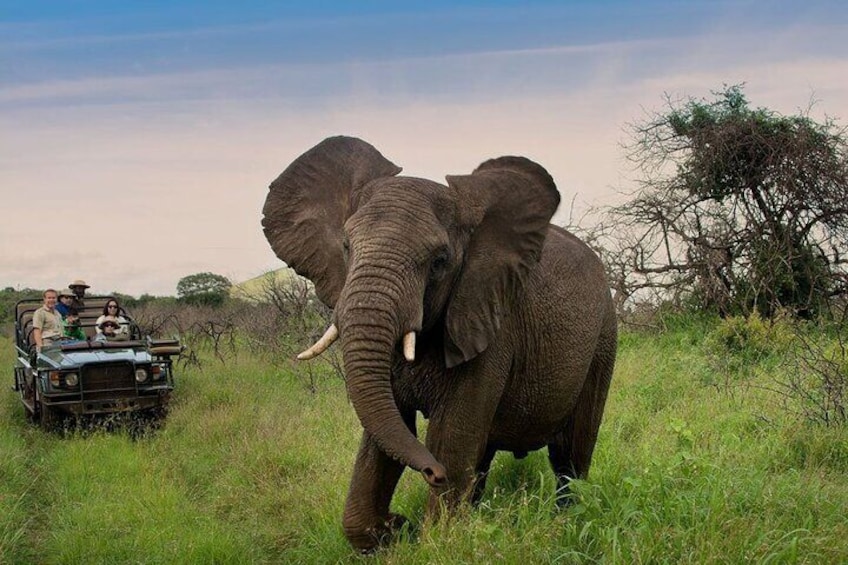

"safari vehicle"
[12, 296, 182, 429]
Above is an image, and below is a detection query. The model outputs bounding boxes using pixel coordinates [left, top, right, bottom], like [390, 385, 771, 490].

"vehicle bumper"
[42, 388, 172, 415]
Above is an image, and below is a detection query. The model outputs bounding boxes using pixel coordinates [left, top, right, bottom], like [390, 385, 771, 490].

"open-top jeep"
[12, 296, 182, 429]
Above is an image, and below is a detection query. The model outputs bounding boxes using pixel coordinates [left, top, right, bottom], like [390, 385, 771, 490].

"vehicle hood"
[38, 347, 152, 369]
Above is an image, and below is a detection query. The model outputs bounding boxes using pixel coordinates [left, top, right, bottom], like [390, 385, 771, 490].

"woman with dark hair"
[94, 299, 130, 340]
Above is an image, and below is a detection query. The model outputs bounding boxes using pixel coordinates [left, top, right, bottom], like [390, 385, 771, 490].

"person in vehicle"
[62, 307, 86, 341]
[68, 279, 89, 309]
[95, 300, 129, 340]
[32, 289, 63, 352]
[93, 316, 127, 342]
[56, 288, 75, 317]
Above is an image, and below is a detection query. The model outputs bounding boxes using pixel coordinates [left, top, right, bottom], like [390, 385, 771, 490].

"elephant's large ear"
[443, 157, 560, 368]
[261, 136, 402, 308]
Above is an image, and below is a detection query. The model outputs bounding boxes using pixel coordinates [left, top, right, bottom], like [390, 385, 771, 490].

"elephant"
[261, 135, 616, 552]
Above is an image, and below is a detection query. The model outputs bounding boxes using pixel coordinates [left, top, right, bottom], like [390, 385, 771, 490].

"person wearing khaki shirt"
[33, 289, 63, 352]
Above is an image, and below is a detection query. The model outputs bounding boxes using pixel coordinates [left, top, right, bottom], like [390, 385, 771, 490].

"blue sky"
[2, 1, 847, 295]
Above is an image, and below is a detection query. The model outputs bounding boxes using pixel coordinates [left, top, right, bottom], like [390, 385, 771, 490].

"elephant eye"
[430, 249, 450, 280]
[342, 237, 350, 262]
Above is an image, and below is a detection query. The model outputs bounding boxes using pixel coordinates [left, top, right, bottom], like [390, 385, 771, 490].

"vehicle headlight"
[48, 371, 79, 388]
[151, 365, 164, 381]
[135, 368, 149, 383]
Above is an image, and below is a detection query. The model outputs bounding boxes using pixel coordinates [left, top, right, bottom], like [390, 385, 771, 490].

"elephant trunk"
[339, 284, 447, 487]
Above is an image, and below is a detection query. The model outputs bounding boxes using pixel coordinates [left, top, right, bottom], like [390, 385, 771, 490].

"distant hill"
[230, 268, 308, 300]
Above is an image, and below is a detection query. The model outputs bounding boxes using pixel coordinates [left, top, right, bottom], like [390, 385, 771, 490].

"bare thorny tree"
[132, 303, 238, 367]
[579, 85, 848, 320]
[240, 272, 343, 388]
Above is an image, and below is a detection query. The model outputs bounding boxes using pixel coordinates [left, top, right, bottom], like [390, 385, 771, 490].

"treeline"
[0, 275, 331, 357]
[0, 271, 236, 328]
[0, 287, 173, 326]
[0, 287, 40, 325]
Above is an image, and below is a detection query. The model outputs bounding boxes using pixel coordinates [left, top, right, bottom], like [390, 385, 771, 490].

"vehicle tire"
[39, 403, 61, 432]
[148, 406, 168, 421]
[21, 383, 38, 425]
[24, 404, 38, 424]
[127, 407, 166, 438]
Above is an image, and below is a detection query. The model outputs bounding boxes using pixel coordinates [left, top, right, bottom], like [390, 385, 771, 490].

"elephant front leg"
[343, 430, 408, 552]
[471, 446, 497, 506]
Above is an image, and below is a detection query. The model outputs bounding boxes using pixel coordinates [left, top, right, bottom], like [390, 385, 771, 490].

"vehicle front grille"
[81, 362, 136, 400]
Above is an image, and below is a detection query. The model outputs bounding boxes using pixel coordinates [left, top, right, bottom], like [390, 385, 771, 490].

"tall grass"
[1, 320, 846, 563]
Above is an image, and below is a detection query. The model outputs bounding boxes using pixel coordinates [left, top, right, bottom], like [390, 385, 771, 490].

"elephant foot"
[554, 483, 578, 509]
[345, 512, 409, 553]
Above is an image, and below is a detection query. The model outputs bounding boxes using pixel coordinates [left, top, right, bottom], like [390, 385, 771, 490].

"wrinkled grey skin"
[262, 136, 616, 551]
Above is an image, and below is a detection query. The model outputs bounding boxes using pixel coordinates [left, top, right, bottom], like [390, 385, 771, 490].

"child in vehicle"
[63, 307, 86, 341]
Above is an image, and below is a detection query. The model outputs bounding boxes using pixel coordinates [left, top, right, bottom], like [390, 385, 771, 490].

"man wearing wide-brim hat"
[68, 279, 89, 309]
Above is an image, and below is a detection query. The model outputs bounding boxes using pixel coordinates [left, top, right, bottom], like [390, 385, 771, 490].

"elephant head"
[262, 136, 560, 486]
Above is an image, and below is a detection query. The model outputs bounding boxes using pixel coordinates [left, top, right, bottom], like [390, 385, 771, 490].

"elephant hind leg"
[548, 338, 615, 505]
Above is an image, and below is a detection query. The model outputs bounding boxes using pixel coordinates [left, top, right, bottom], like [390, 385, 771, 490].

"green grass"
[1, 321, 846, 564]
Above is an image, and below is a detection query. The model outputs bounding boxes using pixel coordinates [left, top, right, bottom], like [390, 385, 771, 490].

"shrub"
[776, 330, 848, 427]
[703, 312, 795, 391]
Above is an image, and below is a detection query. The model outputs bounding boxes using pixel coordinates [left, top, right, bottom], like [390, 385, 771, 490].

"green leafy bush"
[702, 312, 795, 391]
[705, 312, 793, 357]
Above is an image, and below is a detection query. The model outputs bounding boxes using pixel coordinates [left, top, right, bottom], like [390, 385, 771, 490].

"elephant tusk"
[403, 331, 416, 362]
[297, 324, 339, 360]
